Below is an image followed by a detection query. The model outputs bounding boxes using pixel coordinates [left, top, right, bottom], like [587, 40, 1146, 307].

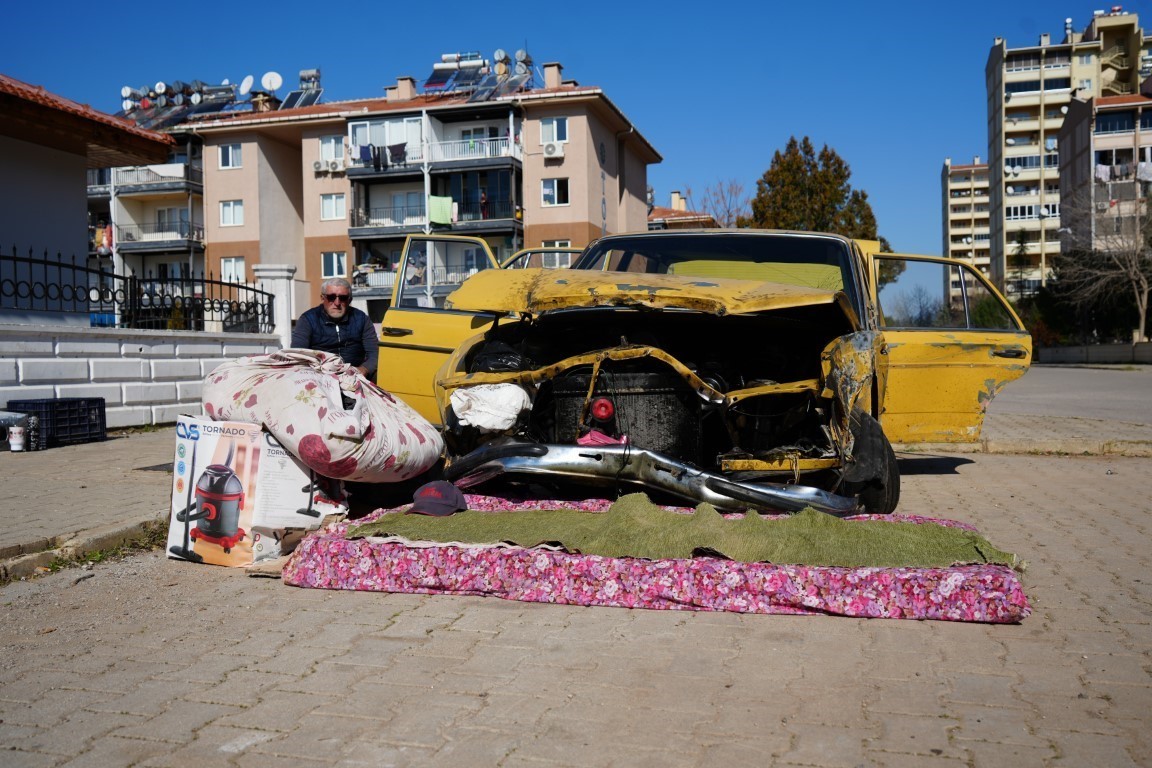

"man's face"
[321, 287, 351, 319]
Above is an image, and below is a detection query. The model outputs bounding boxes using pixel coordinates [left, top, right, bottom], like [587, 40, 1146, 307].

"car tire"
[842, 410, 901, 515]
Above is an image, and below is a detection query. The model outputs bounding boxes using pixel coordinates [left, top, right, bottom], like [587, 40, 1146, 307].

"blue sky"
[5, 1, 1132, 254]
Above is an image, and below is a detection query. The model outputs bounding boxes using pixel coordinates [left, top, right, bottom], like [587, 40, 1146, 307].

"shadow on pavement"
[896, 455, 976, 475]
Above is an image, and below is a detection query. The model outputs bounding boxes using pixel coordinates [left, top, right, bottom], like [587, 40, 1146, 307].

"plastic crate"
[5, 398, 107, 449]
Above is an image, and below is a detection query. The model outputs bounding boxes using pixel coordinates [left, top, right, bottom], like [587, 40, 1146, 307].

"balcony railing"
[117, 222, 205, 244]
[348, 137, 522, 169]
[114, 164, 203, 187]
[354, 205, 427, 228]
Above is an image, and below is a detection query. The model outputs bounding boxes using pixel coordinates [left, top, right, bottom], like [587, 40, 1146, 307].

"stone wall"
[0, 324, 281, 428]
[1035, 342, 1152, 365]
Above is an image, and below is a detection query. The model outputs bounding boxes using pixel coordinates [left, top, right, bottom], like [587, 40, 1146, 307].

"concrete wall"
[0, 324, 281, 428]
[1037, 342, 1152, 364]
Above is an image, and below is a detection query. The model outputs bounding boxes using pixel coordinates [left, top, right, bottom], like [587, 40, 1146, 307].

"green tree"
[750, 136, 888, 244]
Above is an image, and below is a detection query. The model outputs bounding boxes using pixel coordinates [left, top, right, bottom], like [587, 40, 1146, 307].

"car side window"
[396, 239, 495, 309]
[875, 256, 1019, 331]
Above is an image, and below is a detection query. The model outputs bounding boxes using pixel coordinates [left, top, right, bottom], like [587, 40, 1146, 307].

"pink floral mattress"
[282, 496, 1030, 623]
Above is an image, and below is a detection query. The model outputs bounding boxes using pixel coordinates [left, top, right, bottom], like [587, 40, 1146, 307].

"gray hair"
[320, 277, 351, 294]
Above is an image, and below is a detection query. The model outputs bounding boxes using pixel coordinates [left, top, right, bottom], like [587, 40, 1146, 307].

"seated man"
[291, 278, 379, 378]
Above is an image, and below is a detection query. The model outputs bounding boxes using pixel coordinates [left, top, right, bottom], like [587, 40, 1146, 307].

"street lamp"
[1038, 205, 1050, 291]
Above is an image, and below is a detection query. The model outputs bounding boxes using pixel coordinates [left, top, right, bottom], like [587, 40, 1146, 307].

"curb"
[896, 438, 1152, 458]
[0, 514, 165, 583]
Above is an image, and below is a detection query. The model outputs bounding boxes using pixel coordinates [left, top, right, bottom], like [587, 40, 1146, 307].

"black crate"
[5, 398, 107, 449]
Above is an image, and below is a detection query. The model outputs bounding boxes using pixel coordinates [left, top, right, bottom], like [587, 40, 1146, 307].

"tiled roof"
[1096, 94, 1152, 106]
[647, 206, 715, 223]
[0, 73, 172, 166]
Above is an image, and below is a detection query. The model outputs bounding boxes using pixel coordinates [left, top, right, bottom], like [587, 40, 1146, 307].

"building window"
[541, 240, 573, 268]
[321, 193, 346, 221]
[220, 256, 245, 282]
[541, 117, 568, 144]
[542, 179, 569, 206]
[219, 144, 242, 169]
[320, 136, 344, 162]
[322, 251, 347, 278]
[220, 200, 244, 226]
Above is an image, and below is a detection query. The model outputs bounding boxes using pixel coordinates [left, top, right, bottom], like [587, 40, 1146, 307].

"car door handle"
[380, 326, 413, 337]
[992, 348, 1026, 359]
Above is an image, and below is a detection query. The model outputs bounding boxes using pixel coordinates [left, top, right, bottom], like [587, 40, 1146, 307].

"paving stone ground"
[1, 365, 1150, 766]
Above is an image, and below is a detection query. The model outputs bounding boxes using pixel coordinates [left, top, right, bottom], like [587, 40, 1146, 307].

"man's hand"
[356, 365, 370, 377]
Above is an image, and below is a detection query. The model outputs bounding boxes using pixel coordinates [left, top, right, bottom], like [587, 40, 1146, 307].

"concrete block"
[57, 337, 123, 357]
[0, 384, 56, 405]
[202, 359, 230, 377]
[105, 405, 153, 428]
[128, 341, 176, 358]
[153, 403, 198, 424]
[176, 380, 203, 401]
[123, 382, 178, 405]
[19, 359, 89, 383]
[56, 383, 123, 405]
[175, 341, 226, 358]
[0, 357, 17, 385]
[223, 342, 280, 357]
[91, 358, 147, 381]
[0, 337, 55, 356]
[150, 359, 204, 380]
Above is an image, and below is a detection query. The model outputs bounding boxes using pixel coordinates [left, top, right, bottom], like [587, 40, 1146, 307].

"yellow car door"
[376, 235, 502, 425]
[869, 253, 1032, 443]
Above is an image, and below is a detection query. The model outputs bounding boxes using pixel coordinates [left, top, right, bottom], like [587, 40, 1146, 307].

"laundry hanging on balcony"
[429, 196, 454, 225]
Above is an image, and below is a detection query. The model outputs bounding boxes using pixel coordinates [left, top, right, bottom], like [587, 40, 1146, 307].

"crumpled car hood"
[446, 268, 860, 324]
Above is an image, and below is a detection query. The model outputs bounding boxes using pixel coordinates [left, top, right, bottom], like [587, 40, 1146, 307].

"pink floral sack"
[202, 349, 443, 482]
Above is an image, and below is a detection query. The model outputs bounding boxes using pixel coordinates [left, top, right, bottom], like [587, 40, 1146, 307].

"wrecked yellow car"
[377, 231, 1030, 515]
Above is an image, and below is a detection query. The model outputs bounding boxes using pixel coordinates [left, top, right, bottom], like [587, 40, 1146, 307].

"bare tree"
[1058, 189, 1152, 343]
[683, 179, 751, 228]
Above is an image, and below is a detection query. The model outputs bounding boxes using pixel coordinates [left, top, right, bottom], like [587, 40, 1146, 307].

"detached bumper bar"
[445, 442, 860, 516]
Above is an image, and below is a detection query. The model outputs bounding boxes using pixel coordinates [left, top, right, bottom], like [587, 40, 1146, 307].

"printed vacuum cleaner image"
[177, 441, 247, 555]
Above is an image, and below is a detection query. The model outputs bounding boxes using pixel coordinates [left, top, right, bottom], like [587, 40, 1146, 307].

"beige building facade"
[940, 156, 991, 282]
[984, 8, 1151, 296]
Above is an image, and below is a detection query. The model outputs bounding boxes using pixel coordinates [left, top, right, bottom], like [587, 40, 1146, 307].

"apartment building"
[1059, 91, 1152, 249]
[940, 157, 991, 282]
[89, 54, 660, 321]
[983, 6, 1151, 296]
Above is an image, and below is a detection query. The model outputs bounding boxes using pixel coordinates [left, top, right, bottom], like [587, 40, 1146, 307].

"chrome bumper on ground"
[444, 442, 860, 516]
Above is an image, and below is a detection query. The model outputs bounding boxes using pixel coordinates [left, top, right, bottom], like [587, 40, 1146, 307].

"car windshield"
[572, 233, 854, 293]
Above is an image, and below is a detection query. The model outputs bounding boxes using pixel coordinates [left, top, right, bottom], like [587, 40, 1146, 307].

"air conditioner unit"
[329, 159, 344, 172]
[543, 141, 565, 159]
[1096, 201, 1109, 211]
[312, 160, 325, 172]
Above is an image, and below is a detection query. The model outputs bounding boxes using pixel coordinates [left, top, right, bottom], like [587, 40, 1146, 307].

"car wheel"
[842, 410, 901, 515]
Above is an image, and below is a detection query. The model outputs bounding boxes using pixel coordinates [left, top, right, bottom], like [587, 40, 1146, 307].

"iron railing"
[0, 245, 274, 333]
[117, 222, 205, 243]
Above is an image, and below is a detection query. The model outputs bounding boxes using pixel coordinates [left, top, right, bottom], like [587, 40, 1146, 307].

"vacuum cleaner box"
[167, 415, 345, 567]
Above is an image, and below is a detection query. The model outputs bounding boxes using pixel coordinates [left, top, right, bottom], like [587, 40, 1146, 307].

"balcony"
[349, 198, 520, 239]
[347, 137, 522, 176]
[116, 222, 205, 252]
[113, 164, 204, 195]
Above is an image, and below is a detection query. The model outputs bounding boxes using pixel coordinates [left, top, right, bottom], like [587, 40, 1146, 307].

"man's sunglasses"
[323, 293, 350, 303]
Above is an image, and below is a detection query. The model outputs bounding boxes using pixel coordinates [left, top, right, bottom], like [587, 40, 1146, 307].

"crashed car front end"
[430, 267, 893, 515]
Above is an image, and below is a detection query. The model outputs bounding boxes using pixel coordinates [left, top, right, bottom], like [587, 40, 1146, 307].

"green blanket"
[348, 493, 1019, 569]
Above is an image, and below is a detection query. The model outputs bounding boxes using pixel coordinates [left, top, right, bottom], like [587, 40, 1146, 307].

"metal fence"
[0, 245, 275, 333]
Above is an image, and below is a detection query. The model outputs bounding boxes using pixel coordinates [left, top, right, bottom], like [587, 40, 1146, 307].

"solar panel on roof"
[493, 73, 530, 98]
[453, 66, 484, 90]
[279, 90, 305, 109]
[424, 67, 455, 92]
[467, 74, 500, 102]
[297, 89, 322, 107]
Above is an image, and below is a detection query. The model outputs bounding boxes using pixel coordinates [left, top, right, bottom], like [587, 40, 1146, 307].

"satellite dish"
[172, 93, 185, 106]
[1012, 166, 1021, 176]
[1040, 206, 1049, 216]
[190, 92, 202, 105]
[155, 81, 168, 94]
[515, 49, 528, 62]
[261, 71, 283, 91]
[1007, 185, 1015, 194]
[122, 99, 135, 112]
[121, 85, 139, 99]
[239, 75, 254, 96]
[514, 61, 529, 76]
[156, 95, 168, 108]
[494, 48, 508, 62]
[1061, 105, 1069, 114]
[221, 78, 230, 85]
